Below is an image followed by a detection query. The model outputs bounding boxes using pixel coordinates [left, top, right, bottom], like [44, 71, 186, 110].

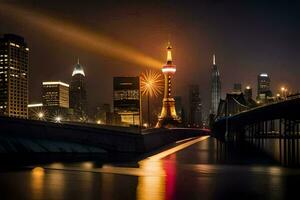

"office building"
[70, 59, 88, 121]
[244, 86, 253, 100]
[189, 85, 202, 127]
[42, 81, 70, 120]
[94, 103, 111, 124]
[174, 96, 184, 123]
[113, 77, 140, 126]
[28, 103, 44, 120]
[0, 34, 29, 118]
[210, 54, 221, 115]
[233, 83, 242, 93]
[257, 73, 272, 101]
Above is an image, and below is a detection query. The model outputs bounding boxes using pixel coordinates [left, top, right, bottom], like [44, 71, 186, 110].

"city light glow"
[72, 69, 85, 77]
[162, 67, 176, 73]
[42, 81, 69, 87]
[260, 73, 268, 77]
[28, 103, 43, 108]
[32, 167, 45, 177]
[37, 112, 44, 119]
[55, 116, 62, 123]
[143, 123, 149, 128]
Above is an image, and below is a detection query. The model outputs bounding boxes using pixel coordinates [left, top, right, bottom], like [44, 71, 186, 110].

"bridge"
[0, 116, 208, 156]
[213, 94, 300, 140]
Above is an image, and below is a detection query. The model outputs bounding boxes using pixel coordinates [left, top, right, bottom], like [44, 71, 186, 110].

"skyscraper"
[189, 85, 202, 127]
[233, 83, 242, 93]
[156, 42, 180, 128]
[94, 103, 111, 124]
[42, 81, 69, 121]
[210, 54, 221, 115]
[0, 34, 29, 118]
[42, 81, 69, 108]
[69, 59, 88, 121]
[174, 96, 184, 123]
[244, 86, 253, 100]
[257, 73, 272, 101]
[113, 77, 140, 126]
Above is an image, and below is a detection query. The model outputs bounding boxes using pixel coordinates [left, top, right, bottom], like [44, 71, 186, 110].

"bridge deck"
[216, 97, 300, 125]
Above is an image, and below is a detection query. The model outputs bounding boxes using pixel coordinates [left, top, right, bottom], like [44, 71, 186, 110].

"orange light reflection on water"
[31, 167, 45, 199]
[136, 136, 210, 200]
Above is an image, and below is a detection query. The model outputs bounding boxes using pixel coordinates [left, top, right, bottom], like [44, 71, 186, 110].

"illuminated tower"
[156, 42, 180, 128]
[210, 54, 221, 115]
[0, 34, 29, 118]
[70, 59, 88, 121]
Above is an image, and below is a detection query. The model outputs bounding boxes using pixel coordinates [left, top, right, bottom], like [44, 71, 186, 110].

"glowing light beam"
[0, 3, 163, 69]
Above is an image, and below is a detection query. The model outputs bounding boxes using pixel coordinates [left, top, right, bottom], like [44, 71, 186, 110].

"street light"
[37, 112, 44, 120]
[55, 116, 62, 123]
[281, 87, 287, 99]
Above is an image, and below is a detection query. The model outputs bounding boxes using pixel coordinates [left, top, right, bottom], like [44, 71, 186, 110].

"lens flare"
[0, 3, 163, 69]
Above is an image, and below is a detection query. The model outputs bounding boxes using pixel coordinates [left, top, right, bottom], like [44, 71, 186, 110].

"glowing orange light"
[0, 3, 163, 69]
[140, 70, 164, 97]
[32, 167, 45, 177]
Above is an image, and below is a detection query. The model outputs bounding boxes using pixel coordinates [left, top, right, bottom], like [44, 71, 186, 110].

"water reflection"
[7, 136, 300, 200]
[136, 159, 165, 200]
[250, 138, 300, 167]
[31, 167, 45, 199]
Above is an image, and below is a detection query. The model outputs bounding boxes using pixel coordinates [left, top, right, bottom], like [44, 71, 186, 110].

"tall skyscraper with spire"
[156, 42, 180, 128]
[69, 59, 88, 121]
[210, 54, 221, 115]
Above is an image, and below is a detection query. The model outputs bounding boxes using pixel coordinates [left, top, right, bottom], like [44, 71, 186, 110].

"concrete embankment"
[0, 116, 209, 154]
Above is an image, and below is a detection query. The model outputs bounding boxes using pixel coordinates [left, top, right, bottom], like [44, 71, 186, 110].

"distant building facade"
[27, 103, 44, 120]
[244, 86, 253, 100]
[69, 60, 88, 121]
[174, 96, 184, 123]
[189, 85, 202, 127]
[113, 77, 140, 126]
[42, 81, 70, 121]
[257, 73, 272, 102]
[94, 103, 112, 124]
[233, 83, 242, 93]
[210, 54, 221, 115]
[0, 34, 29, 118]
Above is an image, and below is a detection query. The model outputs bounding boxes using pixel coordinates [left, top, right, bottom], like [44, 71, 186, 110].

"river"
[1, 136, 300, 200]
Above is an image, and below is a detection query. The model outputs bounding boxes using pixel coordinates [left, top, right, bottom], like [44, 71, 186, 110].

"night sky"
[0, 0, 299, 118]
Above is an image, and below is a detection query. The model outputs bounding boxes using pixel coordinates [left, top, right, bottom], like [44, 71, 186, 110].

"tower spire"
[213, 54, 216, 65]
[77, 57, 80, 64]
[156, 41, 179, 128]
[167, 42, 172, 64]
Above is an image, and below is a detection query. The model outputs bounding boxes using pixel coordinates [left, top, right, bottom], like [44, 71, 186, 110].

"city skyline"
[0, 1, 299, 118]
[1, 2, 300, 199]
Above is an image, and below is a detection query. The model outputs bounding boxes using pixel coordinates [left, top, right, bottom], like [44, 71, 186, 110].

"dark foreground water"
[1, 136, 300, 200]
